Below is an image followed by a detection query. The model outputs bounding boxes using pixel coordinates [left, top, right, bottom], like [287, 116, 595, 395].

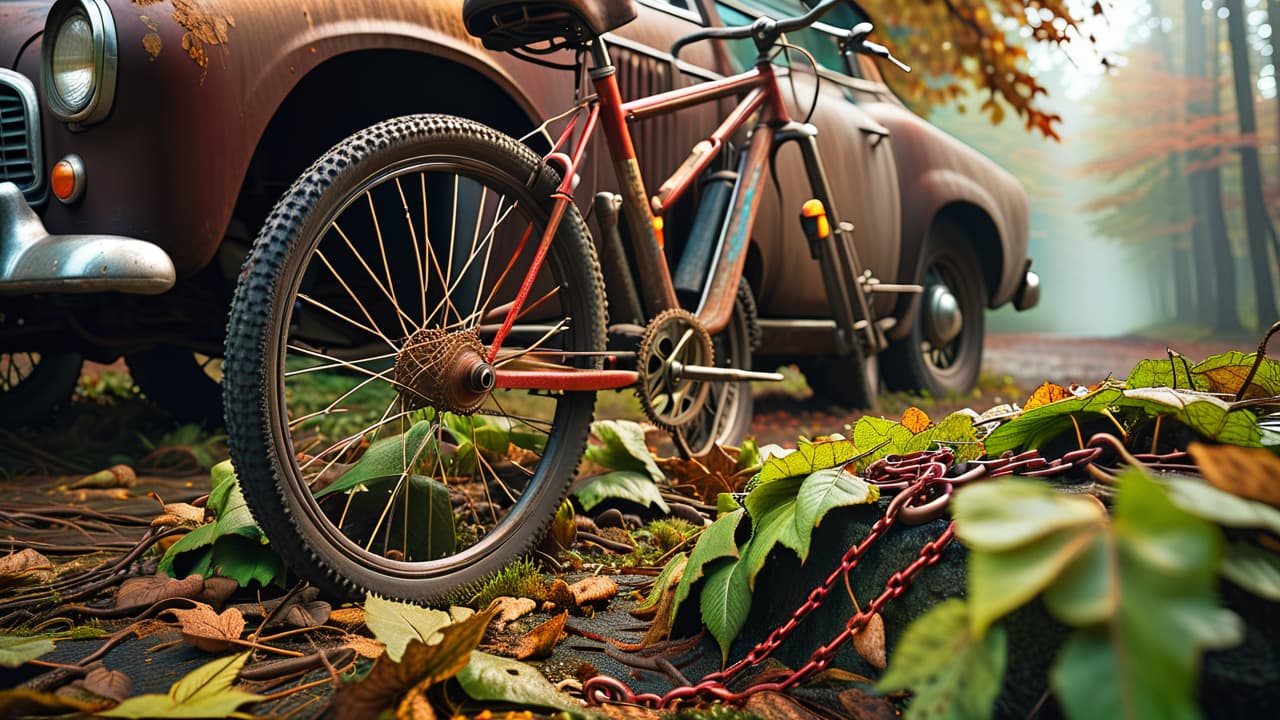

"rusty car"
[0, 0, 1039, 430]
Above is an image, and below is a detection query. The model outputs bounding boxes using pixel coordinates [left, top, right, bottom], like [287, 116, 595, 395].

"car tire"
[798, 352, 878, 411]
[0, 352, 83, 427]
[126, 348, 224, 426]
[882, 227, 985, 397]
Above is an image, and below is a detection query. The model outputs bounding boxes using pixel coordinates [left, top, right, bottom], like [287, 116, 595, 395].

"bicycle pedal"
[669, 362, 784, 383]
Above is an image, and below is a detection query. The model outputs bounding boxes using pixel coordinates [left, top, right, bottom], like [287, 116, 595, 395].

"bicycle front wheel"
[225, 115, 606, 602]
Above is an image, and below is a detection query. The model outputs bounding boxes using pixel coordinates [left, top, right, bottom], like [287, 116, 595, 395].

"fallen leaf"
[363, 593, 456, 662]
[742, 690, 826, 719]
[456, 650, 583, 713]
[1024, 381, 1072, 410]
[332, 609, 494, 720]
[658, 444, 745, 503]
[115, 574, 206, 609]
[284, 600, 332, 628]
[0, 689, 103, 716]
[570, 576, 617, 606]
[70, 465, 137, 489]
[491, 597, 536, 627]
[164, 503, 206, 524]
[853, 613, 887, 669]
[0, 634, 56, 668]
[395, 686, 436, 720]
[837, 687, 898, 719]
[343, 634, 386, 659]
[99, 651, 261, 718]
[901, 407, 932, 433]
[83, 665, 133, 702]
[600, 704, 663, 719]
[195, 576, 239, 609]
[546, 579, 574, 609]
[1188, 442, 1280, 508]
[514, 611, 567, 660]
[0, 549, 53, 586]
[329, 607, 366, 628]
[167, 604, 245, 653]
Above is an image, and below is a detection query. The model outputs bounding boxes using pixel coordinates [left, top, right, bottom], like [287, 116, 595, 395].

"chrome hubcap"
[923, 283, 963, 348]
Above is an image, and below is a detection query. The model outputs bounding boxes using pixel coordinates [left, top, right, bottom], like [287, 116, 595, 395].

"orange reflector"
[51, 160, 78, 201]
[801, 199, 826, 217]
[653, 215, 665, 248]
[800, 199, 830, 239]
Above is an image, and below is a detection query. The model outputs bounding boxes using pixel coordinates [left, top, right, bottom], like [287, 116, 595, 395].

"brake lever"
[862, 40, 911, 73]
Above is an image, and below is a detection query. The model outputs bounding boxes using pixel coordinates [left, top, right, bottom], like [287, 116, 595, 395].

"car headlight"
[41, 0, 117, 126]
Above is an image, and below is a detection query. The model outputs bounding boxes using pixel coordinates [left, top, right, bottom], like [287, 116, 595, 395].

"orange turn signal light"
[51, 154, 85, 204]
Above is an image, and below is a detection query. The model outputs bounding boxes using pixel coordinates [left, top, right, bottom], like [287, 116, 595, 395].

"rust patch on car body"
[132, 0, 237, 83]
[139, 15, 162, 60]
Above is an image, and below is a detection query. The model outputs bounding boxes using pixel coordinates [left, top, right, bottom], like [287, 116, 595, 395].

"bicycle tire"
[225, 114, 606, 602]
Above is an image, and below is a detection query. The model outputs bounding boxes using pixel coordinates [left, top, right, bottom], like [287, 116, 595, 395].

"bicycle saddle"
[462, 0, 637, 51]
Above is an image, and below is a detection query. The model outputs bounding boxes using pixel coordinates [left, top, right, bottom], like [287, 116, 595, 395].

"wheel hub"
[394, 328, 493, 415]
[923, 283, 963, 348]
[637, 309, 714, 432]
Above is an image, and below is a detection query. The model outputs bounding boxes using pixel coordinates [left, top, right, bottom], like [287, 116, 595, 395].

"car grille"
[0, 69, 43, 203]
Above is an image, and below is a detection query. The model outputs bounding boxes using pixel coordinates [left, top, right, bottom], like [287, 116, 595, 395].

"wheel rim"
[680, 306, 749, 455]
[919, 259, 970, 374]
[272, 156, 590, 576]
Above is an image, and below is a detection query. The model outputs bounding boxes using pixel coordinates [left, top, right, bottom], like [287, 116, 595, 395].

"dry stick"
[1236, 320, 1280, 402]
[249, 581, 308, 643]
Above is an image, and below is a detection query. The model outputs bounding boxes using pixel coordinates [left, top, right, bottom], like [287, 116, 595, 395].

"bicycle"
[223, 0, 913, 602]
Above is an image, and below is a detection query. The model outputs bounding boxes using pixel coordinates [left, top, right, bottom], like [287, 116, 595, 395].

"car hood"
[0, 1, 51, 70]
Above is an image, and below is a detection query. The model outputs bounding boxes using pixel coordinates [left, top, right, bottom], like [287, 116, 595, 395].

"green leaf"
[876, 599, 1007, 720]
[850, 417, 912, 470]
[792, 468, 880, 546]
[208, 535, 284, 587]
[456, 651, 586, 714]
[744, 476, 802, 520]
[364, 593, 455, 662]
[160, 472, 280, 587]
[969, 523, 1101, 637]
[700, 558, 752, 663]
[1159, 476, 1280, 535]
[636, 554, 688, 612]
[736, 437, 761, 472]
[317, 420, 437, 498]
[1049, 470, 1244, 720]
[756, 437, 859, 485]
[902, 413, 984, 462]
[1220, 541, 1280, 600]
[0, 634, 56, 668]
[158, 523, 221, 577]
[739, 501, 803, 586]
[584, 420, 663, 484]
[1192, 351, 1280, 397]
[1125, 356, 1202, 391]
[1115, 387, 1263, 447]
[101, 651, 262, 718]
[716, 492, 742, 516]
[953, 479, 1105, 553]
[346, 474, 456, 561]
[983, 386, 1124, 456]
[208, 460, 236, 514]
[573, 470, 669, 513]
[672, 509, 744, 624]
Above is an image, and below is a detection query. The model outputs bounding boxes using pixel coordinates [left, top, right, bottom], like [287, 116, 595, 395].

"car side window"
[715, 0, 859, 78]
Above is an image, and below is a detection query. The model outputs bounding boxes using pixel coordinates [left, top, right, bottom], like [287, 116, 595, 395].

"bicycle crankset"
[637, 309, 715, 432]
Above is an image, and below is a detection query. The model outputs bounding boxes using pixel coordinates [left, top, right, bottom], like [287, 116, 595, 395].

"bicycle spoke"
[297, 293, 399, 350]
[331, 221, 419, 332]
[395, 176, 429, 325]
[368, 192, 411, 339]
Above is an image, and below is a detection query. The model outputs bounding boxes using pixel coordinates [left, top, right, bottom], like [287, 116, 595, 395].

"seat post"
[588, 36, 614, 78]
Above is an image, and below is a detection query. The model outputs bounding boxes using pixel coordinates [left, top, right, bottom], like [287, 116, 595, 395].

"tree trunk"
[1224, 0, 1278, 326]
[1204, 1, 1243, 331]
[1270, 0, 1280, 185]
[1181, 0, 1218, 324]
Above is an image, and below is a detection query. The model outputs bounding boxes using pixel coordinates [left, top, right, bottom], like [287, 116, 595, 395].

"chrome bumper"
[1014, 266, 1040, 311]
[0, 181, 175, 296]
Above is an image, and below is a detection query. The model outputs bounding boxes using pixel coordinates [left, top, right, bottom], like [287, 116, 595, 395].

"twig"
[1236, 321, 1280, 402]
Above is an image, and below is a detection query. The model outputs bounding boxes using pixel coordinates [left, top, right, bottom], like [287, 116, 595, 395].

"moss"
[442, 556, 549, 608]
[642, 518, 698, 554]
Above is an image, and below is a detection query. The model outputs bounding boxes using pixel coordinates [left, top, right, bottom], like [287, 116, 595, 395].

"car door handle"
[859, 124, 889, 147]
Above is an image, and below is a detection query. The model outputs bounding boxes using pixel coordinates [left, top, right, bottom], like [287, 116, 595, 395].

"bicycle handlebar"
[671, 0, 844, 61]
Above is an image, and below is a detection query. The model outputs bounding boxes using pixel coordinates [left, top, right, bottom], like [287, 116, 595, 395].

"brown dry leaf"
[70, 464, 136, 490]
[1024, 381, 1071, 411]
[853, 613, 887, 669]
[163, 502, 206, 524]
[901, 407, 932, 434]
[167, 603, 246, 652]
[329, 607, 366, 628]
[599, 704, 663, 719]
[514, 611, 567, 660]
[0, 689, 104, 717]
[332, 609, 494, 720]
[82, 665, 132, 702]
[395, 686, 436, 720]
[569, 576, 618, 606]
[344, 635, 386, 659]
[116, 574, 205, 608]
[658, 444, 744, 503]
[492, 596, 536, 626]
[284, 600, 332, 628]
[546, 579, 574, 609]
[837, 687, 899, 719]
[742, 690, 826, 719]
[0, 549, 53, 585]
[195, 576, 239, 609]
[1188, 442, 1280, 508]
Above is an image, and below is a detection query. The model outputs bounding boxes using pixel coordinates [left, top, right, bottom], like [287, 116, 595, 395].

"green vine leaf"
[100, 651, 261, 718]
[902, 413, 984, 462]
[700, 558, 752, 663]
[1115, 387, 1267, 448]
[876, 599, 1007, 720]
[1158, 476, 1280, 535]
[317, 420, 438, 497]
[573, 471, 669, 513]
[1220, 541, 1280, 600]
[792, 468, 880, 557]
[754, 437, 859, 486]
[671, 509, 745, 625]
[850, 417, 913, 470]
[982, 385, 1124, 456]
[584, 420, 664, 484]
[1126, 351, 1280, 399]
[159, 466, 281, 588]
[739, 501, 804, 587]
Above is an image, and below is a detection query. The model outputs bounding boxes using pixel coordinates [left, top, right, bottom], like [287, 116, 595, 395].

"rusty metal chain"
[582, 444, 1104, 709]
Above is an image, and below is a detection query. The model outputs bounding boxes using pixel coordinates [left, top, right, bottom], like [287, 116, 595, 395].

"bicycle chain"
[583, 444, 1104, 709]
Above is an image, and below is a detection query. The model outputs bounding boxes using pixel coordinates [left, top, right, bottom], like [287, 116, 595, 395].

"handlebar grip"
[671, 24, 754, 61]
[671, 0, 843, 59]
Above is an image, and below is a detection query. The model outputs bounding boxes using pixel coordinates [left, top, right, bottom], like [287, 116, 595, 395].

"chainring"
[637, 308, 714, 432]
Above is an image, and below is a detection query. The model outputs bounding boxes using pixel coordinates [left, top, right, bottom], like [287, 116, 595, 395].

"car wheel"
[798, 352, 879, 411]
[678, 279, 759, 455]
[224, 114, 606, 603]
[0, 351, 83, 427]
[883, 230, 985, 397]
[126, 347, 224, 426]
